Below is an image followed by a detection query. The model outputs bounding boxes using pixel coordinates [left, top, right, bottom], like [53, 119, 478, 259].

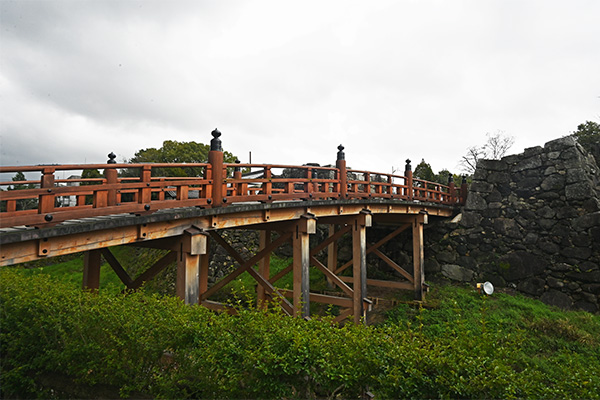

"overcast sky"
[1, 0, 599, 176]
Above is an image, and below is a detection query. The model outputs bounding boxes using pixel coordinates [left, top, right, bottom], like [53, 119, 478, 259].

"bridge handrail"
[0, 133, 466, 229]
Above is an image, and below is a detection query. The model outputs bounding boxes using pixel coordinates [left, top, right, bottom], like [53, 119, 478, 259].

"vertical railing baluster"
[233, 159, 242, 197]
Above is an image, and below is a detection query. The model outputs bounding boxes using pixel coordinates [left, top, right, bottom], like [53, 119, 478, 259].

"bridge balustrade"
[0, 135, 466, 229]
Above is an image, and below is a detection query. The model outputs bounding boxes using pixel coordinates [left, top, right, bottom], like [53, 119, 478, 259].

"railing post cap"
[107, 152, 117, 164]
[337, 144, 345, 161]
[210, 128, 222, 151]
[405, 159, 412, 171]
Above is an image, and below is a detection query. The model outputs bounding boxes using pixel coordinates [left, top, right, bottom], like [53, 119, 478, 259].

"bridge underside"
[1, 200, 453, 324]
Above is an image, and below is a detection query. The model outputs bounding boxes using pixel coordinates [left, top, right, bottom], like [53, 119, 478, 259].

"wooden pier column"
[412, 212, 427, 301]
[176, 227, 208, 305]
[326, 224, 338, 288]
[353, 210, 372, 324]
[293, 215, 316, 318]
[83, 249, 102, 290]
[177, 253, 200, 304]
[257, 230, 271, 309]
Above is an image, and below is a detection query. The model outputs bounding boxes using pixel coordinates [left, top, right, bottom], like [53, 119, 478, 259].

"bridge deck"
[1, 199, 452, 265]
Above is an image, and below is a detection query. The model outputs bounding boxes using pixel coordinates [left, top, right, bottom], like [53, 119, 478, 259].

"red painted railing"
[0, 132, 466, 229]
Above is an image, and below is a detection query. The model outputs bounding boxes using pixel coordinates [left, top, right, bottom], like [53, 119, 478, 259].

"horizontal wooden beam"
[279, 289, 353, 308]
[338, 276, 413, 290]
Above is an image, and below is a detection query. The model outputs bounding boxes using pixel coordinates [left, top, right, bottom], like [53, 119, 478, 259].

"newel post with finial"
[404, 159, 413, 201]
[208, 128, 224, 206]
[336, 145, 347, 198]
[460, 175, 468, 205]
[447, 173, 455, 204]
[105, 152, 118, 206]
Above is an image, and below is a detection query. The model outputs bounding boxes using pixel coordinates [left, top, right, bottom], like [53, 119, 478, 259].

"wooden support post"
[176, 252, 200, 304]
[413, 212, 427, 301]
[326, 224, 338, 288]
[83, 249, 102, 290]
[208, 129, 224, 207]
[352, 210, 371, 324]
[293, 215, 316, 318]
[176, 227, 208, 305]
[257, 230, 271, 308]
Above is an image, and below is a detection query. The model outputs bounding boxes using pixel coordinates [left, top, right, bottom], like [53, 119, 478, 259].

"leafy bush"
[1, 270, 599, 399]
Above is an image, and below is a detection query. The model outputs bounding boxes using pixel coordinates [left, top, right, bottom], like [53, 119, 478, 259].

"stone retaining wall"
[425, 136, 600, 311]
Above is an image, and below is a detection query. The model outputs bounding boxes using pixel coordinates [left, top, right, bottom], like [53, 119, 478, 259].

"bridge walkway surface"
[0, 130, 466, 324]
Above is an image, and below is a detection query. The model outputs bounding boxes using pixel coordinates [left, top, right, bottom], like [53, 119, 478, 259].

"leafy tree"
[460, 131, 515, 174]
[414, 159, 435, 182]
[80, 169, 102, 185]
[8, 172, 38, 210]
[125, 140, 237, 177]
[572, 120, 600, 161]
[434, 169, 462, 186]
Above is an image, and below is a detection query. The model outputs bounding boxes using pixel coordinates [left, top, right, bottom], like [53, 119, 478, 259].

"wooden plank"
[338, 276, 413, 290]
[269, 263, 292, 284]
[280, 289, 353, 308]
[245, 267, 293, 316]
[372, 248, 414, 283]
[201, 300, 238, 314]
[333, 308, 353, 324]
[129, 251, 177, 290]
[100, 248, 133, 286]
[327, 224, 338, 288]
[364, 279, 413, 290]
[335, 224, 409, 274]
[201, 232, 292, 301]
[310, 256, 354, 298]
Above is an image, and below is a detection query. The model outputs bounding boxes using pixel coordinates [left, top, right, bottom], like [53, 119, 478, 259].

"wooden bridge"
[0, 129, 466, 324]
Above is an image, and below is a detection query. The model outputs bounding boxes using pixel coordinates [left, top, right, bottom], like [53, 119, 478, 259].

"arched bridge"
[0, 130, 466, 324]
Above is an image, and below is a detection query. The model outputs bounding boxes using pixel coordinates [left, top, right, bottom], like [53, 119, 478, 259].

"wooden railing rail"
[0, 130, 467, 229]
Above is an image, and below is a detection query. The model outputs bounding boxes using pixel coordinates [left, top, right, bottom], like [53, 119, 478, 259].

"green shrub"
[1, 270, 599, 399]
